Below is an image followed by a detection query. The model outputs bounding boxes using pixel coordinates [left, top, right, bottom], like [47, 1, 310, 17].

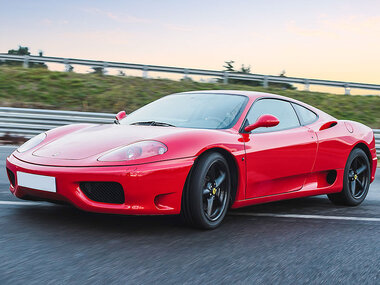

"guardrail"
[0, 107, 378, 155]
[375, 129, 380, 156]
[2, 54, 380, 95]
[0, 107, 115, 138]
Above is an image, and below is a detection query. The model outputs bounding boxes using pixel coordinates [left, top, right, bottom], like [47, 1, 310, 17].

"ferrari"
[6, 90, 377, 229]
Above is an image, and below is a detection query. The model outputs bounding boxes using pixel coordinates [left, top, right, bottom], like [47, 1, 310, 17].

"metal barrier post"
[263, 75, 268, 88]
[304, 79, 310, 91]
[344, 84, 351, 95]
[143, 65, 148, 78]
[103, 62, 108, 75]
[23, 56, 29, 68]
[223, 72, 228, 84]
[64, 59, 72, 72]
[183, 69, 189, 80]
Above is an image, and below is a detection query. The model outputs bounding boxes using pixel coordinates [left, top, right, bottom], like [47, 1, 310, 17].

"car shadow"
[230, 195, 336, 214]
[8, 195, 342, 234]
[13, 204, 189, 233]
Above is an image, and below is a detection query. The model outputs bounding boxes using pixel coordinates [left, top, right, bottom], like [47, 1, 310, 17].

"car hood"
[13, 124, 242, 167]
[33, 124, 194, 160]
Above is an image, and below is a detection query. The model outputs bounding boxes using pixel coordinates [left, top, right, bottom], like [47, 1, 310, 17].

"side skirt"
[231, 169, 344, 209]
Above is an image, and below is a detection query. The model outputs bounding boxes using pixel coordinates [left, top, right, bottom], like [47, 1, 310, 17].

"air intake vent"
[80, 182, 125, 204]
[326, 170, 337, 185]
[6, 168, 15, 187]
[319, 121, 337, 131]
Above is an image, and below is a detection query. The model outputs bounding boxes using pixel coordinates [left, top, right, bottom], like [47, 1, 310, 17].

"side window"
[292, 103, 318, 125]
[245, 99, 300, 133]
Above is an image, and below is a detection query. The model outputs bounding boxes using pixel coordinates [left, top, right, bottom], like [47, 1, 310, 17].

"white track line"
[0, 201, 43, 206]
[231, 212, 380, 222]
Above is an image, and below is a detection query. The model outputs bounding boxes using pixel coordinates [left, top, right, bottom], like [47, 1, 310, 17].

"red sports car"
[6, 91, 377, 229]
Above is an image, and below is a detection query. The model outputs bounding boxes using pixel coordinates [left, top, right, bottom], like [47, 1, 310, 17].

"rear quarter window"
[292, 103, 318, 125]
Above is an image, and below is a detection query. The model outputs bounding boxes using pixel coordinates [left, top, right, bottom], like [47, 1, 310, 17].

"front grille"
[80, 182, 125, 204]
[6, 168, 15, 187]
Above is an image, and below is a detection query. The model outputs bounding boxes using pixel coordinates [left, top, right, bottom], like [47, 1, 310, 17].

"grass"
[0, 66, 380, 128]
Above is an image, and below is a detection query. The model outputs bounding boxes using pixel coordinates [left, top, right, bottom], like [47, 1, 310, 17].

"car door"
[243, 98, 317, 199]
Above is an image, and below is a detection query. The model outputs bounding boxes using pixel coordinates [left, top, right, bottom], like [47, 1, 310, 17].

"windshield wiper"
[130, 121, 176, 127]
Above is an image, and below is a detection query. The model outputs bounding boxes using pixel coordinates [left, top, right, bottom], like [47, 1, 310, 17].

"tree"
[91, 67, 105, 75]
[220, 60, 261, 86]
[2, 46, 47, 69]
[267, 70, 295, 90]
[8, 46, 30, 56]
[219, 61, 295, 89]
[1, 46, 30, 66]
[235, 63, 261, 86]
[66, 64, 74, 72]
[223, 60, 235, 72]
[239, 64, 251, 74]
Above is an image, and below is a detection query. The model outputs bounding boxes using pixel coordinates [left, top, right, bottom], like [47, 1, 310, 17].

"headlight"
[98, 141, 167, 162]
[17, 133, 47, 153]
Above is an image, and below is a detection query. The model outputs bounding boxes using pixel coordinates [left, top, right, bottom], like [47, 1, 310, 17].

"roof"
[180, 89, 286, 99]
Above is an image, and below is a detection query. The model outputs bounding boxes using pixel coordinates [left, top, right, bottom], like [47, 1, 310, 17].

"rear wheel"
[327, 148, 370, 206]
[181, 152, 231, 230]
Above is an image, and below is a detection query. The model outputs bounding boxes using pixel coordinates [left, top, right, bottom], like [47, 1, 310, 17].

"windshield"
[121, 93, 248, 129]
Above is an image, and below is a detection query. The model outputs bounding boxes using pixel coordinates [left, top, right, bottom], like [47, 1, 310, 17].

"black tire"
[327, 148, 370, 206]
[181, 152, 231, 230]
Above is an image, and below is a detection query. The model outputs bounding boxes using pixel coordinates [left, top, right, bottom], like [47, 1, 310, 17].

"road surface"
[0, 146, 379, 284]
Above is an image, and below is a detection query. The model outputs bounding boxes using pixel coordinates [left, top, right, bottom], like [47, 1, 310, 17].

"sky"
[1, 0, 380, 92]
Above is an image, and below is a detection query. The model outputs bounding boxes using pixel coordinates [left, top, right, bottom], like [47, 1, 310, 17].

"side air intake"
[6, 168, 15, 187]
[80, 182, 125, 204]
[319, 121, 337, 131]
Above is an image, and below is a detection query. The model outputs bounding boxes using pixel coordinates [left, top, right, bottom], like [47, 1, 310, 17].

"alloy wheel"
[348, 156, 369, 199]
[202, 161, 228, 221]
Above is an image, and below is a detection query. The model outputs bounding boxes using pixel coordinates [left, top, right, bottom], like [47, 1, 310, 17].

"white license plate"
[17, 172, 56, 193]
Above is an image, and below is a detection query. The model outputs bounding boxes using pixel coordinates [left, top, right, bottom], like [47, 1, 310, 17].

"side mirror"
[114, 111, 127, 124]
[244, 114, 279, 132]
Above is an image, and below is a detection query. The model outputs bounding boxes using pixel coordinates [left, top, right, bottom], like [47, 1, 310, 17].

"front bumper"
[6, 154, 194, 215]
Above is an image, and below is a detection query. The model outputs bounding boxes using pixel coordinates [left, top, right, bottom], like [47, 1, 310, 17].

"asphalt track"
[0, 146, 379, 284]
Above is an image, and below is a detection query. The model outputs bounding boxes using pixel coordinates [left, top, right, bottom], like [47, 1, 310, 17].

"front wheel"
[327, 148, 370, 206]
[181, 152, 231, 230]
